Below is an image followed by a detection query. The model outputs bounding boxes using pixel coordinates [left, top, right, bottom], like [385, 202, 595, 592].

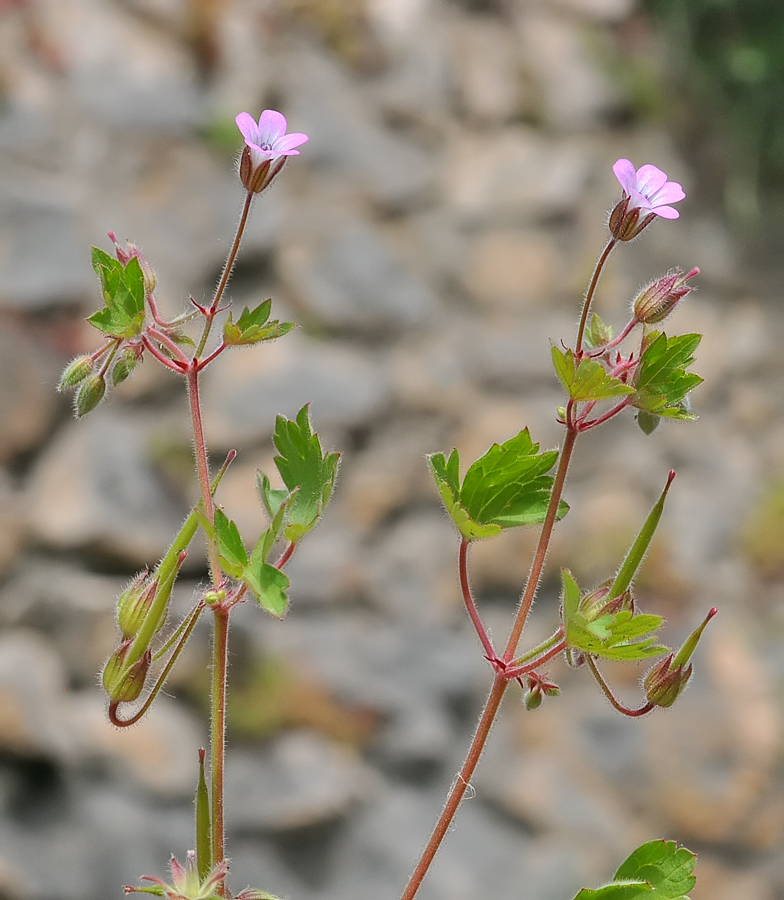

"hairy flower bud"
[74, 373, 106, 417]
[102, 644, 151, 704]
[112, 346, 141, 386]
[238, 145, 286, 194]
[644, 607, 716, 708]
[633, 268, 699, 325]
[108, 231, 157, 295]
[58, 355, 94, 391]
[116, 573, 162, 639]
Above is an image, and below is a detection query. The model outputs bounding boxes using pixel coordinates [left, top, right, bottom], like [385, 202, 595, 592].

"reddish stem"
[142, 334, 188, 372]
[576, 238, 617, 354]
[502, 638, 567, 680]
[146, 325, 189, 366]
[585, 655, 654, 717]
[459, 538, 496, 661]
[274, 542, 296, 570]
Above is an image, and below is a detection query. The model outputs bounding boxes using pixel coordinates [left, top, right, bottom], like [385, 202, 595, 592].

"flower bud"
[633, 268, 699, 325]
[108, 232, 157, 296]
[74, 373, 106, 417]
[116, 573, 160, 639]
[102, 644, 151, 704]
[524, 684, 543, 710]
[112, 347, 140, 386]
[644, 607, 716, 708]
[608, 195, 656, 242]
[58, 355, 94, 391]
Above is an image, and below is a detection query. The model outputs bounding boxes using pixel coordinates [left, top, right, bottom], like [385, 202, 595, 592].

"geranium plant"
[57, 111, 711, 900]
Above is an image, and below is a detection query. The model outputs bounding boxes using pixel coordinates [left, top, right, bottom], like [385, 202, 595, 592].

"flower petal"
[274, 132, 309, 154]
[652, 205, 680, 219]
[613, 158, 638, 194]
[258, 109, 288, 146]
[635, 164, 667, 198]
[235, 112, 259, 146]
[649, 182, 685, 207]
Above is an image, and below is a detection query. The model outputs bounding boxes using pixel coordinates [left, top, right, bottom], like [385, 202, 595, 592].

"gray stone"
[200, 331, 392, 449]
[24, 409, 190, 565]
[0, 630, 75, 760]
[0, 558, 121, 685]
[279, 41, 435, 209]
[0, 177, 91, 309]
[225, 731, 375, 833]
[279, 221, 438, 334]
[445, 127, 592, 224]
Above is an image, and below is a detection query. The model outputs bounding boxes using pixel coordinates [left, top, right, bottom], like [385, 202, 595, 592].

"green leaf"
[258, 405, 340, 542]
[249, 489, 292, 567]
[636, 411, 660, 435]
[562, 571, 666, 661]
[242, 559, 290, 618]
[195, 750, 212, 880]
[552, 346, 635, 402]
[573, 840, 696, 900]
[223, 299, 297, 346]
[213, 508, 247, 577]
[584, 312, 614, 351]
[632, 332, 703, 421]
[88, 250, 146, 338]
[429, 430, 568, 541]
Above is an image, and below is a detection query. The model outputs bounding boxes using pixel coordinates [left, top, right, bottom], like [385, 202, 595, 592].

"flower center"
[259, 142, 272, 152]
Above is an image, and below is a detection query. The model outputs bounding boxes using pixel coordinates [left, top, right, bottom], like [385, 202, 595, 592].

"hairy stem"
[459, 538, 496, 660]
[399, 426, 578, 900]
[211, 607, 230, 888]
[576, 238, 617, 354]
[195, 191, 254, 358]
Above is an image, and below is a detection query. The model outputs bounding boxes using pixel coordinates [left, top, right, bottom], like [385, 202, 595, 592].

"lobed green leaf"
[428, 430, 568, 541]
[573, 840, 696, 900]
[552, 346, 635, 402]
[632, 332, 703, 421]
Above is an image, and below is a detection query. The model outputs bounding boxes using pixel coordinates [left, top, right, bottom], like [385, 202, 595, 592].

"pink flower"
[235, 110, 308, 167]
[612, 159, 685, 220]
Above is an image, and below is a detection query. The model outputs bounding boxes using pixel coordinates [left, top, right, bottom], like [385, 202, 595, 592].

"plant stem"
[195, 190, 254, 358]
[575, 238, 617, 354]
[503, 426, 577, 662]
[399, 675, 507, 900]
[211, 606, 230, 886]
[399, 426, 578, 900]
[459, 538, 496, 660]
[187, 366, 220, 581]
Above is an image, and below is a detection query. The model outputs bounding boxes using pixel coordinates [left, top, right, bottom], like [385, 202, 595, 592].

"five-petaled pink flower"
[236, 110, 308, 167]
[612, 159, 685, 220]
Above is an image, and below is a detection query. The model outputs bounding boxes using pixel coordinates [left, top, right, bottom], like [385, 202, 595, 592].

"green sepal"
[583, 312, 614, 351]
[213, 508, 248, 577]
[572, 840, 696, 900]
[552, 346, 635, 402]
[607, 472, 674, 601]
[562, 569, 667, 661]
[223, 299, 297, 346]
[195, 750, 212, 881]
[242, 559, 290, 618]
[257, 405, 340, 543]
[428, 430, 568, 541]
[632, 332, 703, 421]
[88, 251, 146, 339]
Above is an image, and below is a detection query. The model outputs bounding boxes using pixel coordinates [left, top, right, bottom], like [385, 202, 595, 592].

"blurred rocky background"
[1, 0, 784, 898]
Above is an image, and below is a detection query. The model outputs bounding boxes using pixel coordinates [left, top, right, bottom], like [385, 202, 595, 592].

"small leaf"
[552, 346, 635, 402]
[266, 405, 340, 541]
[584, 312, 615, 351]
[632, 332, 703, 421]
[636, 411, 660, 435]
[243, 560, 290, 618]
[572, 840, 696, 900]
[213, 508, 247, 577]
[195, 750, 212, 880]
[223, 299, 296, 346]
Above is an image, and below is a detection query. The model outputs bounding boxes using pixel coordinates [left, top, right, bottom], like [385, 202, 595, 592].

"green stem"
[211, 607, 230, 885]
